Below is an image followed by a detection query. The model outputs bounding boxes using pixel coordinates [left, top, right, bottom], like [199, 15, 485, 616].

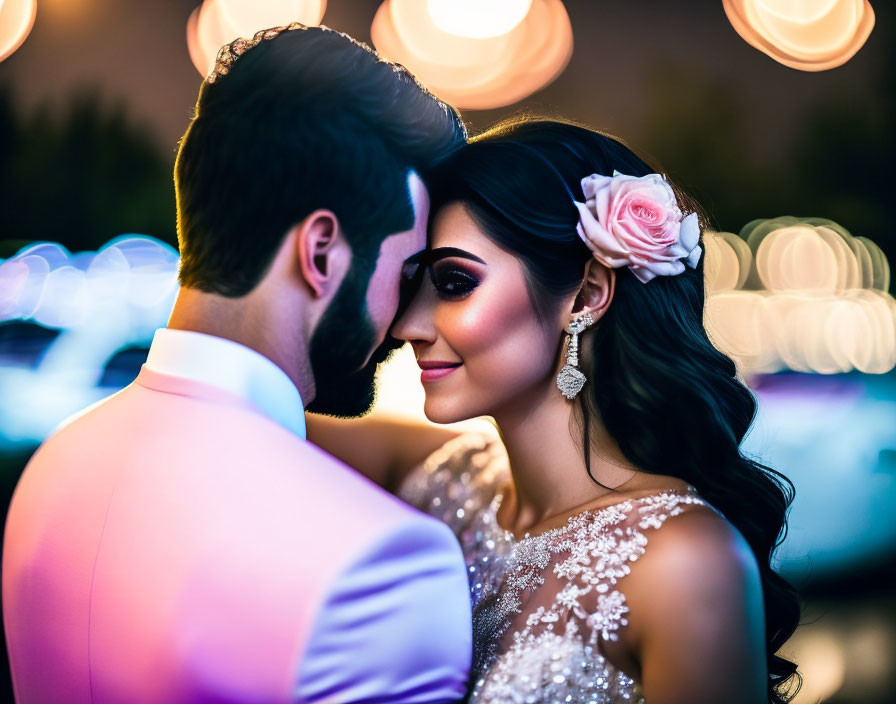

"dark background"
[1, 0, 894, 270]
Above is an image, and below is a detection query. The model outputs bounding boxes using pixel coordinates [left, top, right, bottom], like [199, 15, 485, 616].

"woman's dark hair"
[175, 25, 465, 296]
[427, 117, 801, 703]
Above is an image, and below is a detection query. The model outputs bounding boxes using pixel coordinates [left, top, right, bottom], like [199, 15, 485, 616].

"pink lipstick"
[418, 360, 462, 383]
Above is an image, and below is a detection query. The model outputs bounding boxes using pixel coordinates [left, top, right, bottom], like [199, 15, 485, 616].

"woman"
[308, 118, 800, 704]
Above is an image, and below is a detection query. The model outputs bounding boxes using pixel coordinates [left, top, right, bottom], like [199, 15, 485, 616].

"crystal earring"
[556, 313, 594, 400]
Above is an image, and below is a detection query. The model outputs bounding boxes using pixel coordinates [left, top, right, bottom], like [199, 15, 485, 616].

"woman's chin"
[423, 397, 477, 426]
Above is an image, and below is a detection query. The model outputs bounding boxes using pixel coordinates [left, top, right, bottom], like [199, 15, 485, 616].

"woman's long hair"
[427, 118, 801, 702]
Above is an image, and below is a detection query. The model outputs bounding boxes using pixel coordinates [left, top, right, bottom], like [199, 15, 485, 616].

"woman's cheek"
[442, 289, 555, 396]
[437, 300, 504, 358]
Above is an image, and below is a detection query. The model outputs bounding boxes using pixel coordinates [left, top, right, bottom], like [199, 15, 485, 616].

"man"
[3, 25, 472, 703]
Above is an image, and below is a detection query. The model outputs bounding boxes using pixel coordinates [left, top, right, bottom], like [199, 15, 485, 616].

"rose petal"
[686, 244, 703, 268]
[575, 173, 701, 285]
[630, 254, 685, 274]
[627, 264, 657, 284]
[616, 219, 678, 255]
[647, 259, 686, 278]
[612, 216, 651, 248]
[679, 213, 700, 252]
[574, 201, 632, 268]
[582, 173, 613, 200]
[581, 175, 613, 225]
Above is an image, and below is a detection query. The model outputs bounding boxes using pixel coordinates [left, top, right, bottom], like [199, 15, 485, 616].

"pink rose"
[574, 171, 702, 283]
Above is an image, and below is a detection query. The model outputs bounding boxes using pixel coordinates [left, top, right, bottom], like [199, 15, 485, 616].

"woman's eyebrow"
[422, 247, 487, 265]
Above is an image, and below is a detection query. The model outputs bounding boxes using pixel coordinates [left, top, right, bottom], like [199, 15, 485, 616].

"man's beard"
[306, 264, 405, 417]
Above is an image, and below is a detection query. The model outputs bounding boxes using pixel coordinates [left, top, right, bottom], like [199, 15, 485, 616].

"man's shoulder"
[40, 380, 435, 528]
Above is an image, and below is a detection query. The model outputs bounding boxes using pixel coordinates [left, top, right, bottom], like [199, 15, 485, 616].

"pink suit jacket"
[2, 367, 472, 703]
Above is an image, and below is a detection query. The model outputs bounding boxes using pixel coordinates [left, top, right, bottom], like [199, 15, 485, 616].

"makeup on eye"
[429, 262, 481, 299]
[399, 246, 487, 300]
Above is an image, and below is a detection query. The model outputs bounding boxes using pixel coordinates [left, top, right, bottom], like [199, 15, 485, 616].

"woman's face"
[392, 202, 566, 424]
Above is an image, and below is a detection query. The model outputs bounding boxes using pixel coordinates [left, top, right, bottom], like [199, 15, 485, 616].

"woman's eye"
[429, 267, 480, 299]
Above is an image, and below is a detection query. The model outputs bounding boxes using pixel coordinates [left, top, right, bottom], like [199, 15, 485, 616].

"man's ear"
[294, 210, 343, 298]
[572, 258, 616, 324]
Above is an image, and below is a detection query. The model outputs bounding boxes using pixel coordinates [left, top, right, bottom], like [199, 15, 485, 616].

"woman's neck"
[492, 384, 644, 536]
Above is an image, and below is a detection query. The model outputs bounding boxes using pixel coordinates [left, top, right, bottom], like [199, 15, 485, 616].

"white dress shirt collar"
[145, 328, 306, 439]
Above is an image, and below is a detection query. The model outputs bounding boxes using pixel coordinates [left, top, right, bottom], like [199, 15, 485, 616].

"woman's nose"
[391, 279, 437, 344]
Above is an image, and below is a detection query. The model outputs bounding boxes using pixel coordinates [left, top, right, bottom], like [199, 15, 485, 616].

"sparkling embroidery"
[400, 433, 708, 704]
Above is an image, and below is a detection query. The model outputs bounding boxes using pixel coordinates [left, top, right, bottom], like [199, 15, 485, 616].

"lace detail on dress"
[400, 433, 710, 704]
[401, 433, 514, 612]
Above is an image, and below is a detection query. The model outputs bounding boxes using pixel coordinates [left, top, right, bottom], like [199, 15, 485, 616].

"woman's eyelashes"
[429, 262, 481, 299]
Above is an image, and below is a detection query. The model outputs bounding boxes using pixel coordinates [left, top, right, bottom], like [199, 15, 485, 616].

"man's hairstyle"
[174, 25, 466, 296]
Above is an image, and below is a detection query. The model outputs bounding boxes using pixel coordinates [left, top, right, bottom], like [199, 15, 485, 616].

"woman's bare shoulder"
[622, 503, 767, 700]
[626, 504, 760, 615]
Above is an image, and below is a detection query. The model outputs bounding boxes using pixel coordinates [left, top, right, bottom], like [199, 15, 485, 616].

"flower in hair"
[573, 171, 702, 284]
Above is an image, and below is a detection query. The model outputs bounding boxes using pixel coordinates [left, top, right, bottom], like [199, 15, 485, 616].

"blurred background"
[1, 1, 895, 702]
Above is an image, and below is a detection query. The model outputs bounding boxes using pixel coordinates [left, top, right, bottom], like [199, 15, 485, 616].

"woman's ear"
[294, 210, 344, 298]
[571, 258, 615, 325]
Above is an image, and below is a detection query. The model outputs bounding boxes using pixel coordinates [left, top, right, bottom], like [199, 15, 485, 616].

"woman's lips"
[418, 361, 462, 383]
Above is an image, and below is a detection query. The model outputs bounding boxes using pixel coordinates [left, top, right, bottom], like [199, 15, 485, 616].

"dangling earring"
[556, 313, 594, 400]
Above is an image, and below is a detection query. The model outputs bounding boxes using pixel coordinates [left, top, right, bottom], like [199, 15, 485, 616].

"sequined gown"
[400, 433, 711, 704]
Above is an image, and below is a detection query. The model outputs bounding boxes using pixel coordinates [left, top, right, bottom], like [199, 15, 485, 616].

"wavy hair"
[426, 117, 801, 703]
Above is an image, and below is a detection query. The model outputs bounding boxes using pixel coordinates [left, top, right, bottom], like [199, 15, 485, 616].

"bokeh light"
[703, 218, 896, 375]
[0, 236, 179, 446]
[723, 0, 875, 71]
[426, 0, 533, 39]
[187, 0, 327, 78]
[1, 237, 179, 330]
[784, 627, 847, 703]
[370, 0, 573, 109]
[218, 0, 326, 37]
[0, 0, 37, 63]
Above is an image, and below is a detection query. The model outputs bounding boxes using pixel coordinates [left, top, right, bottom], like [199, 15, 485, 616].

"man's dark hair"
[174, 25, 466, 296]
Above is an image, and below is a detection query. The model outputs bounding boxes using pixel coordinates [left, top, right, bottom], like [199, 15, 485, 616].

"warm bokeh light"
[703, 218, 896, 375]
[187, 0, 327, 79]
[780, 610, 896, 703]
[742, 217, 890, 292]
[426, 0, 533, 39]
[186, 6, 206, 79]
[723, 0, 875, 71]
[194, 0, 236, 77]
[39, 0, 100, 25]
[371, 0, 573, 109]
[218, 0, 326, 37]
[784, 627, 847, 703]
[0, 0, 37, 63]
[704, 230, 753, 291]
